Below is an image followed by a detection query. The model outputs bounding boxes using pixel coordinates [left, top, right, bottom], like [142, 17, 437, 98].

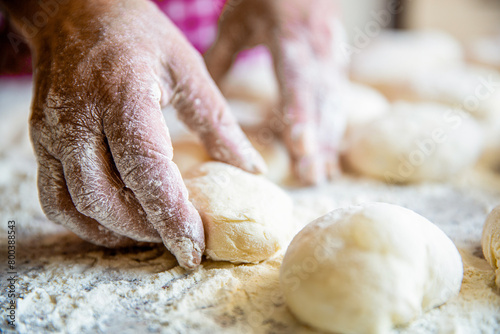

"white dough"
[220, 46, 278, 106]
[468, 34, 500, 70]
[280, 202, 463, 334]
[481, 205, 500, 288]
[344, 83, 390, 138]
[351, 30, 463, 88]
[184, 162, 293, 264]
[172, 139, 211, 175]
[248, 135, 292, 185]
[409, 65, 500, 120]
[345, 102, 483, 183]
[172, 135, 291, 184]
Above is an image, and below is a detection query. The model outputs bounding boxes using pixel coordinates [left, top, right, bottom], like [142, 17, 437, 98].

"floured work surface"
[1, 79, 500, 334]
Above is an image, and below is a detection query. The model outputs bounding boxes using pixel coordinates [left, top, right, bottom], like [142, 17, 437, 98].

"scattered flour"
[1, 78, 500, 334]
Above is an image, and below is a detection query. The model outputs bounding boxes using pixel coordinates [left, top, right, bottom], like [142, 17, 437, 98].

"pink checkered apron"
[152, 0, 227, 53]
[0, 0, 227, 75]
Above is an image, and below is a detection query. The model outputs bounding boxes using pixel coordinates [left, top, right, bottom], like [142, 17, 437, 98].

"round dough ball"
[345, 102, 483, 183]
[481, 205, 500, 288]
[280, 202, 463, 334]
[409, 65, 500, 120]
[468, 34, 500, 71]
[247, 135, 292, 185]
[351, 30, 463, 99]
[172, 136, 292, 184]
[344, 83, 390, 134]
[184, 162, 293, 264]
[220, 46, 278, 105]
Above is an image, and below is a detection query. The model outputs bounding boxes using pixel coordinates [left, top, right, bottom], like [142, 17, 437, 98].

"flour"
[1, 78, 500, 333]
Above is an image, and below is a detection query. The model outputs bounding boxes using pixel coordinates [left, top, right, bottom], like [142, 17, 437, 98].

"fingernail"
[296, 156, 326, 186]
[168, 237, 203, 270]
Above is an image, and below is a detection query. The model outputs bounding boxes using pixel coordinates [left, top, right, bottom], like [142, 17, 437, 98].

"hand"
[6, 0, 265, 269]
[205, 0, 348, 185]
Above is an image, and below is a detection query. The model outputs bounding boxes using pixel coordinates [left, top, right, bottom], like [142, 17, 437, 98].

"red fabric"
[0, 13, 32, 76]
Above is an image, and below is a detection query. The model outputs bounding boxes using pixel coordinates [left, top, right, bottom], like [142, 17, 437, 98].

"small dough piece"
[345, 102, 483, 183]
[280, 202, 463, 334]
[184, 162, 293, 263]
[481, 205, 500, 288]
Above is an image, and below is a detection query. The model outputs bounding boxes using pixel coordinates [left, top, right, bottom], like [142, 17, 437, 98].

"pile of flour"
[1, 78, 500, 333]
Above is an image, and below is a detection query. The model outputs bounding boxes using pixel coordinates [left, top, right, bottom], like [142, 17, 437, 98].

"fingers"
[58, 133, 162, 243]
[271, 17, 347, 185]
[271, 35, 325, 185]
[104, 92, 205, 270]
[204, 0, 261, 84]
[169, 40, 267, 174]
[203, 24, 244, 85]
[34, 144, 135, 248]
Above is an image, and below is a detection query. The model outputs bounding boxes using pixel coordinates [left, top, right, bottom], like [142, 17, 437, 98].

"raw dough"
[172, 135, 291, 184]
[172, 139, 211, 175]
[468, 34, 500, 70]
[481, 205, 500, 288]
[344, 102, 483, 183]
[220, 46, 278, 105]
[409, 65, 500, 120]
[280, 202, 463, 334]
[184, 162, 293, 263]
[344, 83, 390, 137]
[351, 30, 463, 100]
[248, 135, 292, 185]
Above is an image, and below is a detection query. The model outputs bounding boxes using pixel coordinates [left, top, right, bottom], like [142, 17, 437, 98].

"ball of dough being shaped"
[172, 136, 292, 184]
[345, 102, 483, 183]
[280, 202, 463, 334]
[481, 205, 500, 288]
[184, 162, 293, 264]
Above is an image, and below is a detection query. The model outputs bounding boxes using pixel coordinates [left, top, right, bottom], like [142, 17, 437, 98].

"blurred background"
[2, 0, 500, 76]
[341, 0, 500, 42]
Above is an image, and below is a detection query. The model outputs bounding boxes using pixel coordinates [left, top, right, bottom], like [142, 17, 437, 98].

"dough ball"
[409, 65, 500, 120]
[481, 205, 500, 288]
[351, 30, 463, 100]
[247, 135, 292, 185]
[172, 139, 211, 175]
[220, 46, 278, 106]
[172, 135, 291, 184]
[184, 162, 293, 264]
[227, 99, 271, 130]
[468, 34, 500, 70]
[345, 83, 390, 132]
[280, 202, 463, 334]
[345, 102, 483, 183]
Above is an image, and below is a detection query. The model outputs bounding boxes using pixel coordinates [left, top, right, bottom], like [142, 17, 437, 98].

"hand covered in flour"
[3, 0, 265, 269]
[205, 0, 348, 185]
